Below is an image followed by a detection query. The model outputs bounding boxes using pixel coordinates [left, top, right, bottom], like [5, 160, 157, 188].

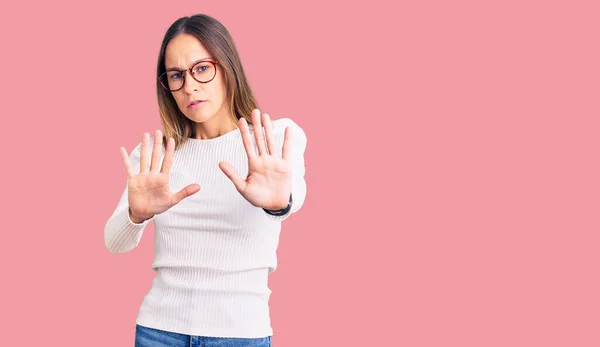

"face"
[163, 33, 230, 125]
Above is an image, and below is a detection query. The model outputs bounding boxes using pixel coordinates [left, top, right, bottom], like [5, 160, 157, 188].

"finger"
[239, 117, 256, 159]
[262, 113, 277, 156]
[139, 133, 150, 172]
[282, 126, 292, 161]
[172, 183, 201, 205]
[161, 137, 175, 174]
[218, 162, 247, 193]
[120, 147, 135, 178]
[252, 109, 267, 156]
[150, 130, 163, 172]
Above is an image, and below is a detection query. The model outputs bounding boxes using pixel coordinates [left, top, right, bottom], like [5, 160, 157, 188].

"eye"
[170, 73, 182, 80]
[194, 63, 211, 74]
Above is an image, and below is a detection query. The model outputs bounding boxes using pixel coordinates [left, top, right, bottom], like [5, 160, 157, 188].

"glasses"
[158, 59, 219, 91]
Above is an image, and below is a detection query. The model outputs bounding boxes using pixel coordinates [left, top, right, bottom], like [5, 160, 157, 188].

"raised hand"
[120, 130, 201, 223]
[218, 109, 293, 211]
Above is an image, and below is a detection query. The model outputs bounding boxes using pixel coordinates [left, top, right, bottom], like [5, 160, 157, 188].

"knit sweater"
[104, 118, 307, 338]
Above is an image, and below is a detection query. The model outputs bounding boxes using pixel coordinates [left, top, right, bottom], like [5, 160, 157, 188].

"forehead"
[164, 33, 211, 69]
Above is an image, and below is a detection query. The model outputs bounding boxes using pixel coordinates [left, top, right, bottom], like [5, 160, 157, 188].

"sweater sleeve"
[264, 118, 308, 221]
[104, 142, 156, 253]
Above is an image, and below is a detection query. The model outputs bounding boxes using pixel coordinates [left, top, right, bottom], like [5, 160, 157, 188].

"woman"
[104, 14, 307, 347]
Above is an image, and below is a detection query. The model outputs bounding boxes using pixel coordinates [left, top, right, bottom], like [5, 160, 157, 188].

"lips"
[188, 100, 206, 107]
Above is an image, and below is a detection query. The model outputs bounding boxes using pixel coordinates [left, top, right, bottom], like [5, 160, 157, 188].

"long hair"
[156, 14, 258, 149]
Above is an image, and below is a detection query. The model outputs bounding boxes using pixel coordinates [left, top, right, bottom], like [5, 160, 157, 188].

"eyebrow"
[165, 58, 212, 71]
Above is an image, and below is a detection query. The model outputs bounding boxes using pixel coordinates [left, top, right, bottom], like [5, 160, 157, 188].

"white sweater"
[104, 118, 307, 338]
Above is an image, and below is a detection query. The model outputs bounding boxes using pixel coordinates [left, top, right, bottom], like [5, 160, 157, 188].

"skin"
[119, 34, 293, 223]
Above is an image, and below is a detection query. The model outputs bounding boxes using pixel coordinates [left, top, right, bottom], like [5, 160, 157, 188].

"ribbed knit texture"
[104, 118, 307, 338]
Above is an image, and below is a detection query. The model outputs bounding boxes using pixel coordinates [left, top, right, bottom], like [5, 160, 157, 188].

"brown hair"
[156, 14, 258, 149]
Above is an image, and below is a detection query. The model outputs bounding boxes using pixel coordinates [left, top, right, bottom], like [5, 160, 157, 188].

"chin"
[182, 109, 213, 123]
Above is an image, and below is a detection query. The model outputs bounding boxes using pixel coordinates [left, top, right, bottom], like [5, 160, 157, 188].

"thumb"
[172, 183, 201, 205]
[219, 162, 246, 193]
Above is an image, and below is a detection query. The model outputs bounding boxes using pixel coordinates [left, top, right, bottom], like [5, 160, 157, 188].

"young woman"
[104, 14, 307, 347]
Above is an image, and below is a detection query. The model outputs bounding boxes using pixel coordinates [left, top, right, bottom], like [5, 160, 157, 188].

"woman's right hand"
[120, 130, 201, 223]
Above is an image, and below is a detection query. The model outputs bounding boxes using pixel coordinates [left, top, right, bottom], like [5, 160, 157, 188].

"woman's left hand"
[219, 109, 292, 210]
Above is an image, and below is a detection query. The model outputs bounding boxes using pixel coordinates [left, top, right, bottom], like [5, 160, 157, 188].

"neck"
[194, 113, 238, 140]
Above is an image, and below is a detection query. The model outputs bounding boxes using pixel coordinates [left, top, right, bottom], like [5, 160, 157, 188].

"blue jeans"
[135, 324, 272, 347]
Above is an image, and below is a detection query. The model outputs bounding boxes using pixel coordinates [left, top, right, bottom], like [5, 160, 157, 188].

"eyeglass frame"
[158, 59, 219, 92]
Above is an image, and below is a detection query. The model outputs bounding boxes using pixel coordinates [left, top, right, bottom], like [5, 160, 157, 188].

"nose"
[183, 70, 201, 94]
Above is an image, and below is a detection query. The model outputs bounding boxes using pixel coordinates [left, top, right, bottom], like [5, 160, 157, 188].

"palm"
[127, 172, 176, 217]
[121, 131, 200, 221]
[219, 109, 293, 211]
[242, 154, 291, 208]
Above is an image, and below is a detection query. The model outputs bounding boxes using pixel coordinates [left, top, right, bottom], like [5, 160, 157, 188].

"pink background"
[1, 0, 599, 346]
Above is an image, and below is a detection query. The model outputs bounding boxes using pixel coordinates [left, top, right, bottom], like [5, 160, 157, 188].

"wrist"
[263, 194, 293, 216]
[129, 207, 152, 224]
